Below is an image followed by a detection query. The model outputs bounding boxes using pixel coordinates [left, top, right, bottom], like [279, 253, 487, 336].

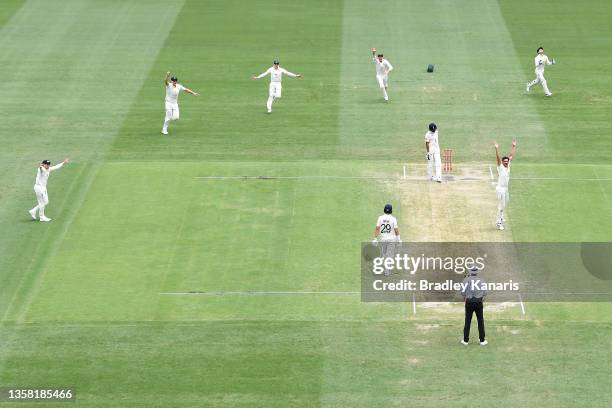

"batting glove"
[371, 239, 378, 247]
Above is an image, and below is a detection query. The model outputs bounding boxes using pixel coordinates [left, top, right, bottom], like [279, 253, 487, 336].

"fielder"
[425, 122, 442, 183]
[494, 140, 517, 231]
[526, 47, 555, 96]
[373, 204, 401, 276]
[162, 71, 199, 135]
[29, 158, 70, 222]
[252, 59, 302, 113]
[371, 48, 393, 101]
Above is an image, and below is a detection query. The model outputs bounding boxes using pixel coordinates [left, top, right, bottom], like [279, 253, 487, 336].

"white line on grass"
[194, 175, 612, 182]
[160, 291, 362, 296]
[518, 293, 526, 316]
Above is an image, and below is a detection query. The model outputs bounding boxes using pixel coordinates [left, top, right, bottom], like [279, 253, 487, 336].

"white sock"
[30, 205, 39, 214]
[266, 96, 274, 111]
[39, 206, 46, 218]
[162, 119, 170, 131]
[527, 79, 537, 88]
[382, 87, 388, 100]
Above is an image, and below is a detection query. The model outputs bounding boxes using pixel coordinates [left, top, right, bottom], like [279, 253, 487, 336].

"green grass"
[1, 0, 611, 407]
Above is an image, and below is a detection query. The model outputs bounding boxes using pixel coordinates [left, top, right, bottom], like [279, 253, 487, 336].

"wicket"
[443, 149, 454, 173]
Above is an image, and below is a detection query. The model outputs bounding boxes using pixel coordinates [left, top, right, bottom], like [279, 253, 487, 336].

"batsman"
[425, 123, 442, 183]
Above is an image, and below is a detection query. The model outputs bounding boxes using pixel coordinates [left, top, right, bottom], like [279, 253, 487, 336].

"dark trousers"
[464, 300, 485, 342]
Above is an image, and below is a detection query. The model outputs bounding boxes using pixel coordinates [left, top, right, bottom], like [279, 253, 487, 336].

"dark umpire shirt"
[461, 274, 488, 300]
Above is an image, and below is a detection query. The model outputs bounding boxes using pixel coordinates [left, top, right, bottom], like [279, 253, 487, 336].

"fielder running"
[494, 140, 517, 231]
[373, 204, 401, 276]
[425, 122, 442, 183]
[526, 47, 555, 96]
[162, 71, 199, 135]
[371, 48, 393, 101]
[29, 159, 70, 222]
[252, 59, 302, 113]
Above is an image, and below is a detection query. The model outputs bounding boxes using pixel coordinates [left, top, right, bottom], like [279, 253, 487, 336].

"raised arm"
[50, 158, 70, 171]
[509, 139, 517, 161]
[494, 142, 501, 166]
[371, 48, 376, 62]
[164, 71, 171, 86]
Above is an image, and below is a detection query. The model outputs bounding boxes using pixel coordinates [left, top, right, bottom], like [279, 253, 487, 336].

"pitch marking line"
[194, 175, 612, 182]
[518, 293, 526, 316]
[160, 291, 362, 296]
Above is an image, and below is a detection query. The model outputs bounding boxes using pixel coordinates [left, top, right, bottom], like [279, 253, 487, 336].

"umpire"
[461, 267, 488, 346]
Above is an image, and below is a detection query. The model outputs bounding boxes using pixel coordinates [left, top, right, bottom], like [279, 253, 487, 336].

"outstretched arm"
[494, 142, 501, 166]
[281, 68, 302, 78]
[252, 68, 270, 80]
[184, 87, 199, 96]
[164, 71, 170, 86]
[509, 139, 517, 161]
[50, 158, 70, 171]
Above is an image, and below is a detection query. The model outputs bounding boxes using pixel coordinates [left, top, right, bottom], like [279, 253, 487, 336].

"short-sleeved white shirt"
[377, 214, 399, 240]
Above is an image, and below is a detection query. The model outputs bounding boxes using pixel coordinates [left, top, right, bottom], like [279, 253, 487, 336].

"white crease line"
[518, 293, 526, 316]
[194, 175, 612, 182]
[160, 291, 362, 296]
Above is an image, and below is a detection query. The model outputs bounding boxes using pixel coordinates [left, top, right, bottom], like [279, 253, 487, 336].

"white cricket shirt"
[165, 83, 185, 105]
[377, 214, 399, 241]
[534, 54, 552, 73]
[425, 130, 440, 153]
[35, 163, 64, 189]
[497, 163, 511, 189]
[373, 57, 393, 77]
[256, 67, 297, 83]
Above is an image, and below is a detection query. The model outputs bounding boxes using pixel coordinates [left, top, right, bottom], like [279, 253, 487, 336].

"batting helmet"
[384, 204, 393, 214]
[428, 123, 437, 132]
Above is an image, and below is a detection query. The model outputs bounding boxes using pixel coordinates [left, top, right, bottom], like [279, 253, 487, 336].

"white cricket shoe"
[436, 178, 442, 183]
[496, 223, 505, 231]
[526, 83, 530, 92]
[545, 93, 553, 97]
[461, 340, 469, 346]
[40, 216, 52, 222]
[28, 209, 37, 220]
[480, 340, 488, 346]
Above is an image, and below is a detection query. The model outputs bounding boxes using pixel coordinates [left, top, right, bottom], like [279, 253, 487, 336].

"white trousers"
[496, 186, 509, 223]
[379, 239, 397, 276]
[528, 70, 551, 95]
[163, 102, 179, 131]
[427, 150, 442, 180]
[376, 74, 388, 88]
[269, 82, 282, 98]
[32, 185, 49, 217]
[267, 82, 282, 111]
